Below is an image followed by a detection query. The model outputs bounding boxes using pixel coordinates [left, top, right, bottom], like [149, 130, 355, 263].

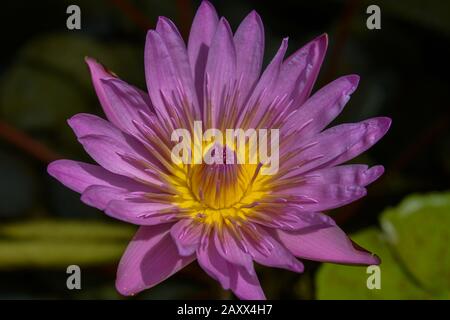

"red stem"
[0, 120, 61, 163]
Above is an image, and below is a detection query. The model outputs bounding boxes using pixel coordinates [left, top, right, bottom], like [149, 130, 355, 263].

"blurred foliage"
[0, 33, 143, 130]
[0, 219, 135, 268]
[316, 192, 450, 299]
[0, 151, 36, 217]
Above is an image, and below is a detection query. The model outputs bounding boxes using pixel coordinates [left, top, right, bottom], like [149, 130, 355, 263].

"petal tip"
[156, 16, 174, 31]
[199, 0, 214, 10]
[370, 254, 381, 265]
[247, 10, 262, 22]
[84, 56, 96, 65]
[347, 74, 360, 87]
[379, 117, 392, 131]
[313, 33, 328, 52]
[47, 159, 64, 178]
[115, 280, 138, 297]
[365, 117, 392, 139]
[367, 165, 385, 182]
[194, 0, 218, 24]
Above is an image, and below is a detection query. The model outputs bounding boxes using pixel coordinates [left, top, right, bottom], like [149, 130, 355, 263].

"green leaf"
[316, 228, 428, 299]
[0, 219, 135, 269]
[380, 192, 450, 295]
[316, 191, 450, 299]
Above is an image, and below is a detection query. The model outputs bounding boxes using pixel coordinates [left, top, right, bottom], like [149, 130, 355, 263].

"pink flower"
[48, 1, 390, 299]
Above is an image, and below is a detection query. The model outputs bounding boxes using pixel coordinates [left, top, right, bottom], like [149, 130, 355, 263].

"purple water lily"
[48, 1, 390, 299]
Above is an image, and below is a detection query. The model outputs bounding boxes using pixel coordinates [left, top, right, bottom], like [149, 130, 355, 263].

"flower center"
[170, 144, 267, 226]
[189, 145, 248, 209]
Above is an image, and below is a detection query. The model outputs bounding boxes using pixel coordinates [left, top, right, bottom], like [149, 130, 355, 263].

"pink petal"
[68, 114, 162, 185]
[282, 75, 359, 139]
[170, 219, 204, 256]
[284, 33, 328, 107]
[304, 165, 384, 187]
[187, 0, 219, 105]
[282, 184, 367, 212]
[228, 264, 266, 300]
[105, 198, 178, 225]
[234, 10, 264, 106]
[329, 117, 391, 166]
[238, 38, 288, 128]
[116, 225, 195, 296]
[197, 232, 232, 290]
[144, 30, 184, 125]
[249, 210, 334, 232]
[47, 159, 147, 193]
[99, 78, 153, 135]
[214, 228, 253, 274]
[276, 222, 380, 265]
[204, 18, 236, 128]
[77, 135, 163, 185]
[85, 57, 152, 129]
[196, 232, 266, 299]
[156, 17, 200, 118]
[244, 225, 304, 273]
[80, 185, 127, 210]
[281, 117, 391, 177]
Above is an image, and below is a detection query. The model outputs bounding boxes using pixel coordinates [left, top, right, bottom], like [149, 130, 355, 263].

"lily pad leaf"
[316, 192, 450, 299]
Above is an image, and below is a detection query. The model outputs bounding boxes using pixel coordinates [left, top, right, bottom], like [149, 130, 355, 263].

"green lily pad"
[316, 192, 450, 299]
[0, 219, 135, 269]
[316, 228, 429, 299]
[381, 192, 450, 295]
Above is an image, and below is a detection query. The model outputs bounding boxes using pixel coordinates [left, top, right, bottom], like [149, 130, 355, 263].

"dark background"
[0, 0, 449, 299]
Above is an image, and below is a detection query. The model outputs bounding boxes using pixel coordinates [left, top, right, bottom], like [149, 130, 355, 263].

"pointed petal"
[80, 185, 126, 210]
[196, 231, 265, 299]
[204, 18, 236, 127]
[250, 210, 334, 232]
[329, 117, 391, 166]
[229, 264, 266, 300]
[68, 114, 161, 184]
[116, 225, 195, 296]
[156, 17, 200, 118]
[304, 165, 384, 187]
[244, 225, 304, 273]
[281, 117, 391, 177]
[145, 30, 184, 125]
[47, 159, 146, 194]
[170, 219, 203, 256]
[188, 0, 219, 105]
[277, 223, 380, 265]
[104, 198, 178, 225]
[239, 38, 288, 128]
[280, 184, 367, 212]
[197, 232, 231, 290]
[282, 75, 359, 138]
[234, 10, 264, 106]
[283, 33, 328, 107]
[100, 78, 153, 135]
[214, 228, 253, 274]
[85, 57, 152, 129]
